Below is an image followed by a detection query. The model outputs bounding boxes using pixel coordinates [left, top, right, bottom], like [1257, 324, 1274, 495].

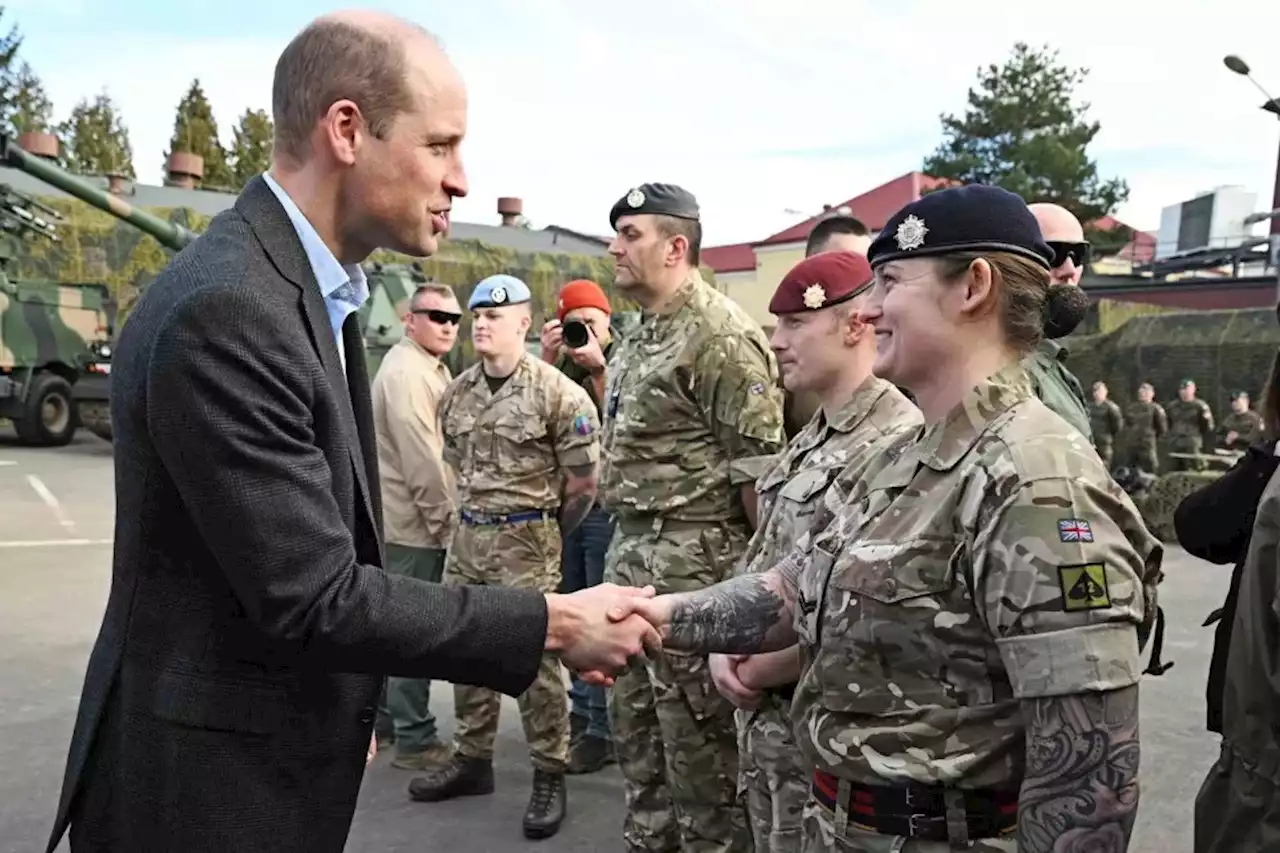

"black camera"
[562, 319, 591, 349]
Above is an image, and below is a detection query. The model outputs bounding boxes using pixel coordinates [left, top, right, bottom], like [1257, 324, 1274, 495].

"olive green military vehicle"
[0, 176, 115, 446]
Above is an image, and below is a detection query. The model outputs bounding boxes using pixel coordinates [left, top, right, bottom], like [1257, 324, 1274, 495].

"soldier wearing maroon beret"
[712, 249, 922, 853]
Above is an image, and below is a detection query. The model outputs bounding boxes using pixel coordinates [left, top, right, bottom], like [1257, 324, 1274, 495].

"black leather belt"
[811, 769, 1018, 844]
[770, 681, 798, 701]
[459, 508, 553, 526]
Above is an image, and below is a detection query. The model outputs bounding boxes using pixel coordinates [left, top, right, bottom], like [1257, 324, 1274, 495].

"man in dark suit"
[47, 11, 657, 853]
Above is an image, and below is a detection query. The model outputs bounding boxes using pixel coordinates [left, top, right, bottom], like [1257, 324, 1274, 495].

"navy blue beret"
[867, 185, 1054, 271]
[609, 183, 700, 230]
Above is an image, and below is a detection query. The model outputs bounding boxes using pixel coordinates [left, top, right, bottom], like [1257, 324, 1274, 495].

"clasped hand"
[552, 584, 671, 685]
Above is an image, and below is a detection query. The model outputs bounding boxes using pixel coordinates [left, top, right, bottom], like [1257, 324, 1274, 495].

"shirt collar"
[262, 172, 368, 306]
[914, 361, 1032, 471]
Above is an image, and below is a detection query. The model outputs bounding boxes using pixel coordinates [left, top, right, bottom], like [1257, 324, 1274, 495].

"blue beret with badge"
[867, 185, 1054, 271]
[609, 182, 701, 231]
[469, 274, 532, 310]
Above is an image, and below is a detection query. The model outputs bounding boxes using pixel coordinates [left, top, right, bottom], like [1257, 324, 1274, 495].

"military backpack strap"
[1143, 604, 1174, 676]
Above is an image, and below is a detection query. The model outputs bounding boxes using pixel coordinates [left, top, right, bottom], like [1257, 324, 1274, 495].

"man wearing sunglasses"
[370, 282, 464, 771]
[1022, 202, 1094, 440]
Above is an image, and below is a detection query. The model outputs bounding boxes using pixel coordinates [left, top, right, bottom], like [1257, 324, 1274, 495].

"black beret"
[867, 184, 1054, 271]
[609, 183, 700, 230]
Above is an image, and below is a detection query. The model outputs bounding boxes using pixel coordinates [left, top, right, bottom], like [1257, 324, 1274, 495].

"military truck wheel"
[14, 372, 76, 447]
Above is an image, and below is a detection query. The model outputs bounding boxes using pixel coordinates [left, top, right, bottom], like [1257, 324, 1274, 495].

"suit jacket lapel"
[343, 315, 381, 537]
[235, 176, 379, 541]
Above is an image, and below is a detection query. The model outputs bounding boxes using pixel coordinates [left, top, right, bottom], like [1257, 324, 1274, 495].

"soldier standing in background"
[1219, 390, 1264, 450]
[1119, 381, 1168, 475]
[1089, 380, 1124, 469]
[539, 278, 620, 774]
[371, 283, 463, 771]
[1023, 202, 1094, 439]
[1167, 378, 1215, 471]
[599, 182, 784, 852]
[410, 274, 601, 841]
[712, 250, 922, 851]
[783, 215, 875, 436]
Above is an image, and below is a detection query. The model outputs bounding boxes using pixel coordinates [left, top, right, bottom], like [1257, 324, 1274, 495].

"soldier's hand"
[1227, 430, 1238, 447]
[710, 653, 762, 710]
[366, 733, 377, 767]
[539, 319, 563, 363]
[567, 328, 607, 373]
[547, 584, 661, 685]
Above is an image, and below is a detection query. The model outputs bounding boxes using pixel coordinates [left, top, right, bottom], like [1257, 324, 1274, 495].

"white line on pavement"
[0, 538, 112, 549]
[26, 474, 76, 531]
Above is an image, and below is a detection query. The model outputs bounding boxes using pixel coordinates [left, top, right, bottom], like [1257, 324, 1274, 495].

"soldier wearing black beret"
[598, 181, 783, 853]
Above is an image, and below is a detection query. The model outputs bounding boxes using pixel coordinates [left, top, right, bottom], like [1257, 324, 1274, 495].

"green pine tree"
[8, 61, 53, 136]
[923, 42, 1131, 247]
[0, 6, 24, 131]
[57, 91, 136, 179]
[164, 78, 233, 189]
[228, 108, 274, 190]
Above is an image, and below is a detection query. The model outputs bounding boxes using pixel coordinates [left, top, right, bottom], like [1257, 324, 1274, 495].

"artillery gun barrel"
[0, 135, 197, 252]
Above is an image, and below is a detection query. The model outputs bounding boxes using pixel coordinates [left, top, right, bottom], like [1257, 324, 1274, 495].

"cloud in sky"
[13, 0, 1280, 246]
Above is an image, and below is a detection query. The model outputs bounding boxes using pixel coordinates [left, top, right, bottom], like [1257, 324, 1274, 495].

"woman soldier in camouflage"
[602, 185, 1163, 852]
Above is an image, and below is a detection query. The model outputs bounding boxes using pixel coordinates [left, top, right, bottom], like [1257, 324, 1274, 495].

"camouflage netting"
[1064, 305, 1280, 419]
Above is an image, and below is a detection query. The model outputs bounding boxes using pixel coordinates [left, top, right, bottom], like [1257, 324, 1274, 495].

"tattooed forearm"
[559, 463, 597, 535]
[664, 560, 801, 655]
[1018, 685, 1140, 853]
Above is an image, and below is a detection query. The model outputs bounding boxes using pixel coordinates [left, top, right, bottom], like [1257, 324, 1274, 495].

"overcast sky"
[9, 0, 1280, 246]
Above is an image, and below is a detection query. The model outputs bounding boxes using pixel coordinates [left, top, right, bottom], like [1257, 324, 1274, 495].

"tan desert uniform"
[734, 376, 921, 852]
[788, 364, 1160, 852]
[600, 269, 785, 852]
[373, 336, 456, 549]
[438, 352, 599, 772]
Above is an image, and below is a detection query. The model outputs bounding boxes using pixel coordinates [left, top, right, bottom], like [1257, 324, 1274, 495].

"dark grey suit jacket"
[47, 176, 550, 853]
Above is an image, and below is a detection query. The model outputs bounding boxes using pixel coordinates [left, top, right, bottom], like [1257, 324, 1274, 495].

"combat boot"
[407, 756, 494, 802]
[566, 733, 615, 775]
[522, 768, 567, 840]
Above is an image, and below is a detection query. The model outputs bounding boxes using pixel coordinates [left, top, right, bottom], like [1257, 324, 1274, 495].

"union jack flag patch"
[1058, 519, 1094, 543]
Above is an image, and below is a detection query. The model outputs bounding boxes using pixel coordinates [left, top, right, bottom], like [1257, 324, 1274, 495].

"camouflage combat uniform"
[1022, 339, 1092, 440]
[599, 270, 785, 852]
[1088, 396, 1124, 468]
[1219, 408, 1264, 450]
[734, 376, 921, 852]
[438, 353, 599, 773]
[1119, 399, 1168, 475]
[1167, 396, 1215, 471]
[788, 363, 1159, 852]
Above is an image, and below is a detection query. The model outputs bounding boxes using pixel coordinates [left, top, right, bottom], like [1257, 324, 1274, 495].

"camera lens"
[563, 320, 590, 349]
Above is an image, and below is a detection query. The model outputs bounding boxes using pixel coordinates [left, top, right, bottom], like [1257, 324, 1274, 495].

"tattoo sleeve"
[662, 554, 803, 655]
[559, 462, 597, 536]
[1018, 684, 1140, 853]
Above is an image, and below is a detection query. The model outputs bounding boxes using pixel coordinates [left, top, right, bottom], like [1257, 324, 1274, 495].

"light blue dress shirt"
[262, 172, 369, 370]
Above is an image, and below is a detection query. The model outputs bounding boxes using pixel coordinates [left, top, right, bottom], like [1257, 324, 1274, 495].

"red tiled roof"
[701, 241, 757, 273]
[754, 172, 955, 248]
[1090, 215, 1156, 264]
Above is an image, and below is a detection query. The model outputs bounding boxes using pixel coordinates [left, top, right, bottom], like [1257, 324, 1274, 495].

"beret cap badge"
[491, 286, 508, 304]
[895, 214, 928, 251]
[803, 284, 826, 309]
[626, 188, 645, 208]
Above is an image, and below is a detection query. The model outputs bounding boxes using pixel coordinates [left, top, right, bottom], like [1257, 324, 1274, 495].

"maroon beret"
[768, 251, 874, 315]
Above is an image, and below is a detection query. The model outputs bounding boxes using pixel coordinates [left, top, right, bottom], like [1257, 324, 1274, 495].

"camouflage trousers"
[1118, 441, 1159, 475]
[605, 517, 753, 852]
[1169, 434, 1205, 471]
[736, 696, 808, 851]
[1093, 439, 1114, 470]
[443, 516, 569, 772]
[801, 800, 1018, 852]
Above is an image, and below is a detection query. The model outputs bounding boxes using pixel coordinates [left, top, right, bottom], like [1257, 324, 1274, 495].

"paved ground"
[0, 427, 1230, 852]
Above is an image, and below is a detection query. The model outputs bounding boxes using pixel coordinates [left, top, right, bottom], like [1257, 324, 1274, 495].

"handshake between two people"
[545, 583, 674, 685]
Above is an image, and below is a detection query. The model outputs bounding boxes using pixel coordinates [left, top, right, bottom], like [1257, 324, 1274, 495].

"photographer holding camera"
[539, 279, 619, 773]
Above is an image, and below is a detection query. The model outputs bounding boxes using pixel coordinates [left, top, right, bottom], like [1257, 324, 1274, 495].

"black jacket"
[47, 177, 550, 853]
[1173, 439, 1279, 734]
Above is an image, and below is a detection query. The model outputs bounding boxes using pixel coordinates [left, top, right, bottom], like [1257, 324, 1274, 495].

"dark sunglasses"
[412, 309, 461, 326]
[1047, 240, 1091, 269]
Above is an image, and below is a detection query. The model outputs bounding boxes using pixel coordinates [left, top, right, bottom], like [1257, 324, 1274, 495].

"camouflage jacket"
[1121, 400, 1168, 442]
[789, 362, 1160, 789]
[1220, 409, 1265, 449]
[439, 352, 599, 514]
[1022, 339, 1092, 441]
[735, 377, 921, 579]
[599, 271, 785, 523]
[1167, 397, 1214, 441]
[1088, 399, 1124, 446]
